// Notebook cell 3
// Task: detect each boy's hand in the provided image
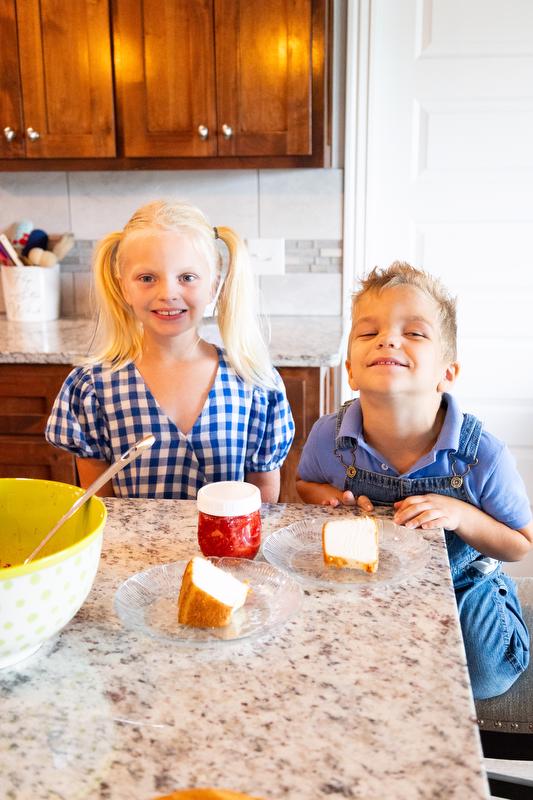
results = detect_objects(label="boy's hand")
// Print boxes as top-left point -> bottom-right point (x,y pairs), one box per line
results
393,494 -> 463,530
295,478 -> 373,511
323,491 -> 374,512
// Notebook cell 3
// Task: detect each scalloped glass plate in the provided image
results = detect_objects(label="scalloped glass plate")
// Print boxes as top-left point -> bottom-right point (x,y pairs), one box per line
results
114,558 -> 303,647
262,518 -> 430,591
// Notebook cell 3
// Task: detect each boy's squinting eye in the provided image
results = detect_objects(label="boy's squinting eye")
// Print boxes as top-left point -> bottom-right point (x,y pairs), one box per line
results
405,331 -> 427,338
357,331 -> 377,338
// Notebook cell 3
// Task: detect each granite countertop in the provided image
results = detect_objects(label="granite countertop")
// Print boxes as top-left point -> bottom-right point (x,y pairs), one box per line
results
0,316 -> 348,368
0,501 -> 489,800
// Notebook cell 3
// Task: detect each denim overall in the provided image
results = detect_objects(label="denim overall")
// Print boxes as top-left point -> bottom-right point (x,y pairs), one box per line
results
335,400 -> 530,700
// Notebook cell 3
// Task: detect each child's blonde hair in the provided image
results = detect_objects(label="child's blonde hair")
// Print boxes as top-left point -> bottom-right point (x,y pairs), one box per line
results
90,200 -> 276,389
351,261 -> 457,361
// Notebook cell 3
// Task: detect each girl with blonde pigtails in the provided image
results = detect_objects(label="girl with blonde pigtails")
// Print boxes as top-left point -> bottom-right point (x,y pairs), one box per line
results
46,200 -> 294,500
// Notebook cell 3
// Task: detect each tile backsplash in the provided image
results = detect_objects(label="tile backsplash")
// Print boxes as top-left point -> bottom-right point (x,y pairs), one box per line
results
0,168 -> 343,317
48,238 -> 343,318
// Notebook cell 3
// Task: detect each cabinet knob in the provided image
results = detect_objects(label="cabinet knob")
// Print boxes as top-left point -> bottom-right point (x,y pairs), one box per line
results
197,124 -> 209,141
3,127 -> 16,142
26,127 -> 41,142
221,123 -> 233,140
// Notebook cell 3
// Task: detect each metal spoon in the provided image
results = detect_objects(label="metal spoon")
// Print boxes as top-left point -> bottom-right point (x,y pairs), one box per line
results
24,434 -> 156,565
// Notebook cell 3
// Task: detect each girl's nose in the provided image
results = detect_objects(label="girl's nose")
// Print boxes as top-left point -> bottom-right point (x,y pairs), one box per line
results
158,278 -> 180,301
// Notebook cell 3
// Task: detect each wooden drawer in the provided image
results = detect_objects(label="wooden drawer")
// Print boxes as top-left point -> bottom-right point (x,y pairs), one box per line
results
0,435 -> 76,482
0,364 -> 73,435
0,364 -> 77,483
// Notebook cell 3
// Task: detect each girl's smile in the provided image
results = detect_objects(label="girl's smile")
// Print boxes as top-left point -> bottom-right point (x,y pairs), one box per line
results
119,229 -> 214,341
151,307 -> 187,319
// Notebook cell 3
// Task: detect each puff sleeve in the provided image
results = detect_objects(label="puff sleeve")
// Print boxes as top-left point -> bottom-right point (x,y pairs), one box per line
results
45,366 -> 111,461
245,371 -> 295,472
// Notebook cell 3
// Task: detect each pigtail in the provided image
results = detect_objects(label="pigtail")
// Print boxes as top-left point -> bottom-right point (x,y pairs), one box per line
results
216,226 -> 277,390
85,200 -> 277,385
90,231 -> 143,368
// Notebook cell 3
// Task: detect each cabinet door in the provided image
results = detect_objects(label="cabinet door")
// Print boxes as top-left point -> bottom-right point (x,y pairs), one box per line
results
0,364 -> 77,483
113,0 -> 218,157
15,0 -> 115,158
0,0 -> 25,158
215,0 -> 313,157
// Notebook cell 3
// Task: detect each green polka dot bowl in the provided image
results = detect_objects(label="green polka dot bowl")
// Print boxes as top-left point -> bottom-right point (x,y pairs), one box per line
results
0,478 -> 107,669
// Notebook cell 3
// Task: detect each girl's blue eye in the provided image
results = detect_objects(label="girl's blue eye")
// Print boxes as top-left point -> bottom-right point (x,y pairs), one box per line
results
181,273 -> 197,283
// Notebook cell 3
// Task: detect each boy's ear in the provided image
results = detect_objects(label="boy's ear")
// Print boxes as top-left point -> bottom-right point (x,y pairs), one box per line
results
437,361 -> 460,392
346,358 -> 358,392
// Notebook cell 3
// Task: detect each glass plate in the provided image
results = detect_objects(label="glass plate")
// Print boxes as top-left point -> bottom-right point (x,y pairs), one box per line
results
262,517 -> 430,590
114,558 -> 303,647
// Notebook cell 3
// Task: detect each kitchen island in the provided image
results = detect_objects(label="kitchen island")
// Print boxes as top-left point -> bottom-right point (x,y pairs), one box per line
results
0,500 -> 489,800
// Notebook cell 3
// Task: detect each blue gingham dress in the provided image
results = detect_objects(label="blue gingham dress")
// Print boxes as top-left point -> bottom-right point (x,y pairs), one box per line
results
45,347 -> 295,499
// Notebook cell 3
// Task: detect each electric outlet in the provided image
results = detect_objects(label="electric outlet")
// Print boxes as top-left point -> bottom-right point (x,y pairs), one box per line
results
246,238 -> 285,275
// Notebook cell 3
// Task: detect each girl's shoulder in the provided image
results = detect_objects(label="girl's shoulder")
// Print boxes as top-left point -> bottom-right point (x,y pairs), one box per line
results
63,363 -> 97,391
215,346 -> 280,396
214,347 -> 246,386
62,361 -> 134,396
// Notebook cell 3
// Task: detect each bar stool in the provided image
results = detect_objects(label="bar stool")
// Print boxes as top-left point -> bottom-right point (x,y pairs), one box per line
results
475,576 -> 533,797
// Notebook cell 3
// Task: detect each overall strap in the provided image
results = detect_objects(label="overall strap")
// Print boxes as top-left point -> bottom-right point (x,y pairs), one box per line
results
454,413 -> 483,463
335,400 -> 357,450
448,412 -> 482,490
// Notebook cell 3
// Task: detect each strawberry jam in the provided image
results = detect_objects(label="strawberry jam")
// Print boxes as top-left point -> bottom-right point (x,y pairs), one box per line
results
197,509 -> 262,558
197,481 -> 262,559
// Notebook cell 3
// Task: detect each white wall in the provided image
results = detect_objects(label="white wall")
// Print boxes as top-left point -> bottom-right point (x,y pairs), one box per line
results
343,0 -> 533,574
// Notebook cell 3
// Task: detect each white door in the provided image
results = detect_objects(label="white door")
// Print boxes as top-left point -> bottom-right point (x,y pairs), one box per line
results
357,0 -> 533,502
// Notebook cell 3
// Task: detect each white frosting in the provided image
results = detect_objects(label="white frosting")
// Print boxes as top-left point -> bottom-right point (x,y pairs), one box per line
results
323,518 -> 378,564
191,557 -> 248,610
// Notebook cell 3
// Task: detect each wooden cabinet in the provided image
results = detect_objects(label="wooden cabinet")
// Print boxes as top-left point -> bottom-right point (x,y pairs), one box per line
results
0,364 -> 76,482
278,365 -> 337,503
0,0 -> 116,159
113,0 -> 327,162
0,0 -> 330,169
112,0 -> 218,159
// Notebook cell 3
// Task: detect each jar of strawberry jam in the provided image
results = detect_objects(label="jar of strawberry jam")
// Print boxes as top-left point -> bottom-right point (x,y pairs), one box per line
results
197,481 -> 262,559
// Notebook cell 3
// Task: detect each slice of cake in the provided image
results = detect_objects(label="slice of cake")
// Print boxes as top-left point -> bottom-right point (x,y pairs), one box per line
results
322,516 -> 379,573
177,556 -> 250,627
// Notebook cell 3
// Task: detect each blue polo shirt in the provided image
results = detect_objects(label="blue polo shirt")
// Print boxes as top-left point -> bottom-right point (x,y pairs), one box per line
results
297,393 -> 531,530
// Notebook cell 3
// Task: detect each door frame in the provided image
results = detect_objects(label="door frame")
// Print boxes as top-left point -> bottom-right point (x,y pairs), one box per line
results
342,0 -> 371,400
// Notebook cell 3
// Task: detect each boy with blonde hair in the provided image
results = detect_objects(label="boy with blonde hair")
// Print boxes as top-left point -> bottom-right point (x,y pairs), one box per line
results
297,262 -> 532,699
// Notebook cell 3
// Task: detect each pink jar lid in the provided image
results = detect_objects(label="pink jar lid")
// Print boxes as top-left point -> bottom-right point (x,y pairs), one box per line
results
197,481 -> 261,517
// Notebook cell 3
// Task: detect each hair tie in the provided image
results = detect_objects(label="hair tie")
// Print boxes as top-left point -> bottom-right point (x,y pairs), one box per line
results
213,226 -> 219,240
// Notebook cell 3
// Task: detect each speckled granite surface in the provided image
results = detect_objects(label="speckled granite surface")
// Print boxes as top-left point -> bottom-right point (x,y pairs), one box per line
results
0,316 -> 347,368
0,501 -> 489,800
